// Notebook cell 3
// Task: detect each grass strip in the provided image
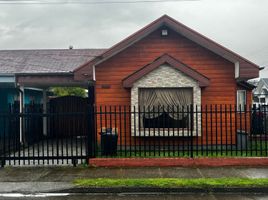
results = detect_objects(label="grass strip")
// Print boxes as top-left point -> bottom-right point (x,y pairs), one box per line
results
74,178 -> 268,188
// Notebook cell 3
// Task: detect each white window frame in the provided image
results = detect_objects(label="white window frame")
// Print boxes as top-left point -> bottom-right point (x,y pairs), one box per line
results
237,90 -> 246,111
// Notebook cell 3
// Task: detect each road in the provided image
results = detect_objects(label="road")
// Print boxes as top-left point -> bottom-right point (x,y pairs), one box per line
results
0,193 -> 268,200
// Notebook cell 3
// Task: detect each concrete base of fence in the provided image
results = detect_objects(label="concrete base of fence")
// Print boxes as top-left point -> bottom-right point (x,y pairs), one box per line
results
88,157 -> 268,167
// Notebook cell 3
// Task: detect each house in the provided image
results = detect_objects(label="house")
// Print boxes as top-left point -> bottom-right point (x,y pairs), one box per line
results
75,15 -> 259,105
253,78 -> 268,105
0,15 -> 261,161
73,15 -> 259,143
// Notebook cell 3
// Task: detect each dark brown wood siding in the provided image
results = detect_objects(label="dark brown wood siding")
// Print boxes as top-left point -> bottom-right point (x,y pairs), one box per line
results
94,27 -> 249,145
95,27 -> 236,106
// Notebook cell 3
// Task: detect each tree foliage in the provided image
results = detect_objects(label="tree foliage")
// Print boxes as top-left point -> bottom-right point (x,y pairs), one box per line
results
51,87 -> 87,98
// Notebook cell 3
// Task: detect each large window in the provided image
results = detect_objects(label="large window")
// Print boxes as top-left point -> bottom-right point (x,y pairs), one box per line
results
237,90 -> 246,111
253,96 -> 259,103
139,88 -> 193,129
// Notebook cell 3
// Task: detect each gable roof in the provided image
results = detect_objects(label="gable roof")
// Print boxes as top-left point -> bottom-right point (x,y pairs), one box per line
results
254,78 -> 268,94
122,54 -> 210,88
74,15 -> 259,80
261,78 -> 268,88
0,49 -> 105,74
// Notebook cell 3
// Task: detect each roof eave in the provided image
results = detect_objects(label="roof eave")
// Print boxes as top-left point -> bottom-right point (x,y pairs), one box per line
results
15,72 -> 73,76
237,80 -> 256,90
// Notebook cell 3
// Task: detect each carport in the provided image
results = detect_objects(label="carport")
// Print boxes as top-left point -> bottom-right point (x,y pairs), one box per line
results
0,49 -> 105,143
16,72 -> 91,141
0,49 -> 103,165
12,72 -> 95,165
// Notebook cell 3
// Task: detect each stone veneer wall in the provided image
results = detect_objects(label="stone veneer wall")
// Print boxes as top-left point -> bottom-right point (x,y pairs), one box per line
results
131,64 -> 201,136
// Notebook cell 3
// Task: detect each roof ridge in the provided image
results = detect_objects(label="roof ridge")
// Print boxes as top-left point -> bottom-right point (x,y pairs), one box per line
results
74,14 -> 259,75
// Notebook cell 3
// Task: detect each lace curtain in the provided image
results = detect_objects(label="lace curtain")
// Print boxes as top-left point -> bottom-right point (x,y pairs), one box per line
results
139,88 -> 193,120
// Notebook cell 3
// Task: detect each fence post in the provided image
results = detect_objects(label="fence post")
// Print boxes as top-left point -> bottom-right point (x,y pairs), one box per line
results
87,84 -> 96,164
190,104 -> 194,158
0,158 -> 5,168
87,105 -> 96,160
1,114 -> 6,168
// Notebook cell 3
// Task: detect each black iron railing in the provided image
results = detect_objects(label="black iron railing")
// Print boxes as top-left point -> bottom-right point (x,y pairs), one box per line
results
92,105 -> 268,158
0,104 -> 267,166
0,112 -> 89,166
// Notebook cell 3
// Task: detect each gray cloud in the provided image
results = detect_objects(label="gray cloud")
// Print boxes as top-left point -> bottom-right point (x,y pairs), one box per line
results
0,0 -> 268,77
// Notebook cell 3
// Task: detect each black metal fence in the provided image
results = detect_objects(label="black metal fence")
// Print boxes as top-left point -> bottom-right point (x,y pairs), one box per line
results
0,104 -> 268,166
0,111 -> 89,166
92,104 -> 268,158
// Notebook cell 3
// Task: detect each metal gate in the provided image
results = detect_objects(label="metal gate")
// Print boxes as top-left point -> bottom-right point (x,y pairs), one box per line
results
0,96 -> 92,166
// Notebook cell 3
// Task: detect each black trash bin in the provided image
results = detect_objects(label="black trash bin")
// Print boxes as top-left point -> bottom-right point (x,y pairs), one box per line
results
236,130 -> 248,150
100,128 -> 118,156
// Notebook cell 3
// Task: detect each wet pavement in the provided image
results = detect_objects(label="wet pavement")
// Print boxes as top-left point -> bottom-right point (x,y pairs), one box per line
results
1,166 -> 268,182
0,166 -> 267,193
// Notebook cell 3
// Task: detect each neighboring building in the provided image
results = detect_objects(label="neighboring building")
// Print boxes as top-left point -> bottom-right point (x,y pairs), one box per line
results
0,49 -> 105,139
0,49 -> 105,111
253,78 -> 268,105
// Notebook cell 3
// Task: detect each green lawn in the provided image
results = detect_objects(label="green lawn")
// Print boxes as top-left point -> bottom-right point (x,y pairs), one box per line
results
97,149 -> 268,158
74,178 -> 268,188
96,141 -> 268,158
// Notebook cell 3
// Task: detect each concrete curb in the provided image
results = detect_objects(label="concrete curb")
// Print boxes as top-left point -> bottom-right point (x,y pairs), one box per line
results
58,186 -> 268,194
89,157 -> 268,167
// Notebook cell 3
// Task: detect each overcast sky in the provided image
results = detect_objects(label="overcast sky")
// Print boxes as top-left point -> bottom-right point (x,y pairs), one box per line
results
0,0 -> 268,77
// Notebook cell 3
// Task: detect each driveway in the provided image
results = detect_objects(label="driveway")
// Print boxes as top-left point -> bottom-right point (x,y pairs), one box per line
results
4,138 -> 87,166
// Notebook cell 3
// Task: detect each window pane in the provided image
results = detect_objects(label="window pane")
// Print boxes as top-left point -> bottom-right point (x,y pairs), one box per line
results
237,90 -> 246,111
139,88 -> 193,128
253,96 -> 259,103
143,112 -> 189,129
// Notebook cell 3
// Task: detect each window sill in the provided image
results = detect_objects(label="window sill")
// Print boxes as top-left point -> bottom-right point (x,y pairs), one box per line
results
131,129 -> 201,137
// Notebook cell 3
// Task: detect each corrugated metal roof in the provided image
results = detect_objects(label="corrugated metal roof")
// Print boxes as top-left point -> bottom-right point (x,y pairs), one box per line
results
0,49 -> 106,74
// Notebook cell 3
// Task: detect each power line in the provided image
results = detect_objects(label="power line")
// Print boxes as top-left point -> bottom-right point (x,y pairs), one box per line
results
0,0 -> 198,5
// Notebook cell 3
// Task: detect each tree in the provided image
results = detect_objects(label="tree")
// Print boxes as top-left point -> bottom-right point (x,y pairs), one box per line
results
51,87 -> 87,98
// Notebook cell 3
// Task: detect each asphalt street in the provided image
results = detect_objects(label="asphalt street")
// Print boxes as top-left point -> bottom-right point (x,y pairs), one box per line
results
0,193 -> 268,200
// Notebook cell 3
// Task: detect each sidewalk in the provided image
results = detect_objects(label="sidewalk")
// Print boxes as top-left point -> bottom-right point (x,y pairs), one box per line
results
0,166 -> 268,193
